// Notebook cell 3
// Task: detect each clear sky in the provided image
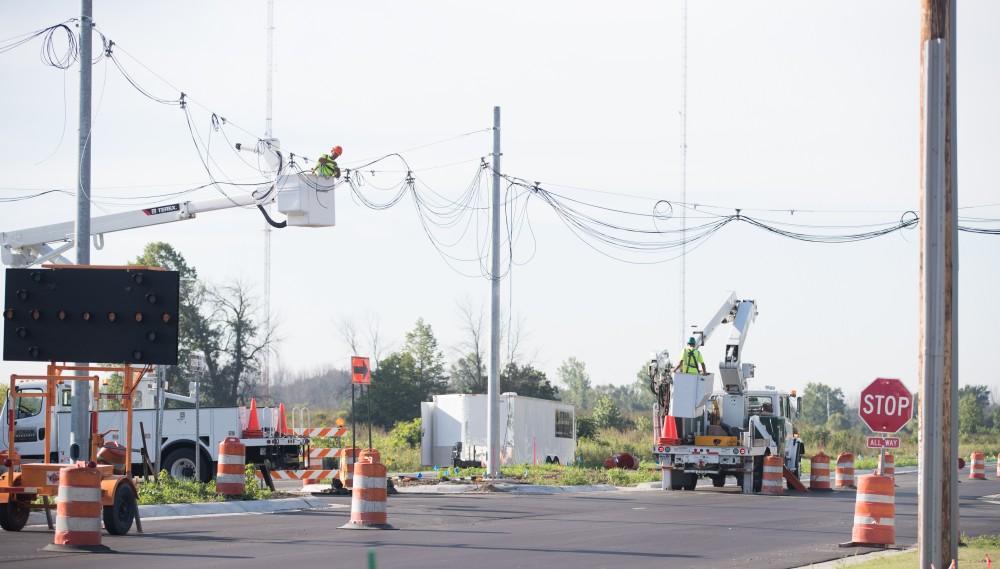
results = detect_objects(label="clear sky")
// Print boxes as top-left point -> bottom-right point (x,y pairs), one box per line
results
1,1 -> 998,403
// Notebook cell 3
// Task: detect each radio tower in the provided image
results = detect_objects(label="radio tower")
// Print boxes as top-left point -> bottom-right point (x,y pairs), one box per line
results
263,0 -> 275,399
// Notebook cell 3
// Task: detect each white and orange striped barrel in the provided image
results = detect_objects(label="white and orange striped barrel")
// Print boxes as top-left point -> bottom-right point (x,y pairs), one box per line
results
969,452 -> 985,480
996,453 -> 999,478
54,463 -> 103,548
851,474 -> 895,546
761,455 -> 784,495
877,453 -> 894,479
340,452 -> 392,530
809,452 -> 832,491
216,437 -> 246,497
836,452 -> 855,489
96,442 -> 127,475
338,447 -> 358,490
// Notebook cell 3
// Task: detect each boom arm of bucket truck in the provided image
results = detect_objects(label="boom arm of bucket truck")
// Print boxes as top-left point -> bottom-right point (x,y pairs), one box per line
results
691,293 -> 757,396
1,145 -> 343,268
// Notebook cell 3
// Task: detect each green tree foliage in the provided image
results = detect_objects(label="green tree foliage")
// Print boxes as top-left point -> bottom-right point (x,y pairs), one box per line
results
501,362 -> 559,400
404,318 -> 449,395
958,385 -> 991,435
825,412 -> 851,431
592,395 -> 627,430
388,418 -> 422,449
0,384 -> 7,408
576,416 -> 597,439
558,357 -> 592,410
800,382 -> 847,426
449,353 -> 485,394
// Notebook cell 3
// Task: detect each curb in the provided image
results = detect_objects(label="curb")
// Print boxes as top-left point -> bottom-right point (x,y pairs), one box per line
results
138,497 -> 333,519
793,547 -> 913,568
394,483 -> 618,495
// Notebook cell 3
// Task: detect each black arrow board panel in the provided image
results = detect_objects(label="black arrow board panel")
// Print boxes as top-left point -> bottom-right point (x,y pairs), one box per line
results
3,267 -> 179,364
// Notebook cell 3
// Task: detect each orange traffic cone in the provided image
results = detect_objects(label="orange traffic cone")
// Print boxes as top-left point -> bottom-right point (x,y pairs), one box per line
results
277,403 -> 289,436
244,399 -> 263,438
658,415 -> 680,445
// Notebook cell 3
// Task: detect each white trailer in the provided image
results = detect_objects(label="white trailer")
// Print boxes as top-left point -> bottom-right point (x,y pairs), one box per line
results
1,380 -> 307,481
421,393 -> 576,467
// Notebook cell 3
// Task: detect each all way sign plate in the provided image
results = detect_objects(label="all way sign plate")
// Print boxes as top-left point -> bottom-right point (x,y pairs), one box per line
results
866,437 -> 901,449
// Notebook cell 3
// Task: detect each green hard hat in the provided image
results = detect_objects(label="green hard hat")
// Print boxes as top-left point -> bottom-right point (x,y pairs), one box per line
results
688,337 -> 697,346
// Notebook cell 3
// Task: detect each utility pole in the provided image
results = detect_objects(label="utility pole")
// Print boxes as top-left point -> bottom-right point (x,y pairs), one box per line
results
71,0 -> 94,462
679,0 -> 688,348
262,0 -> 275,399
486,106 -> 501,479
918,1 -> 958,568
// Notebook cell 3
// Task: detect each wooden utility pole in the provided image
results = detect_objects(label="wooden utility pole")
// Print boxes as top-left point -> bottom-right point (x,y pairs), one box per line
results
918,1 -> 958,568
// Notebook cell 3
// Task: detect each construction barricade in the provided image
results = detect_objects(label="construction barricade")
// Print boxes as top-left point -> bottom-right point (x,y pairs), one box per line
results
46,463 -> 111,553
340,450 -> 393,530
877,453 -> 894,479
836,452 -> 855,489
844,474 -> 895,547
216,437 -> 246,497
970,452 -> 986,480
761,455 -> 784,495
339,447 -> 359,490
996,453 -> 1000,478
809,451 -> 832,491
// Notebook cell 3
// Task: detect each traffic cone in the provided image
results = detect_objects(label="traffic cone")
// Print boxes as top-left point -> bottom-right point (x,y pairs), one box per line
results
658,415 -> 680,445
276,403 -> 289,436
244,399 -> 262,438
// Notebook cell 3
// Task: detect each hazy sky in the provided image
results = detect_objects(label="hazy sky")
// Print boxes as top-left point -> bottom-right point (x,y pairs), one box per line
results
1,1 -> 998,404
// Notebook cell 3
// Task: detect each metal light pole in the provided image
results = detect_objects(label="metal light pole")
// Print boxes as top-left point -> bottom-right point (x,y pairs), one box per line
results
71,0 -> 94,462
486,106 -> 501,479
918,1 -> 958,567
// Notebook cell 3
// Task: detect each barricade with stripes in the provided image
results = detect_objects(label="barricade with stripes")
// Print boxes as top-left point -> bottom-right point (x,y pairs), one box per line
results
970,452 -> 985,480
836,452 -> 855,489
50,463 -> 109,552
216,437 -> 246,497
339,449 -> 392,530
339,448 -> 358,490
293,427 -> 347,438
810,451 -> 832,491
848,474 -> 895,546
258,469 -> 337,482
761,455 -> 784,495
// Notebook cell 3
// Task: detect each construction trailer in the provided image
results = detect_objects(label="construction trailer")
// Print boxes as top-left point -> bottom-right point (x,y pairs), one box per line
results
648,293 -> 804,493
1,375 -> 310,482
421,393 -> 576,468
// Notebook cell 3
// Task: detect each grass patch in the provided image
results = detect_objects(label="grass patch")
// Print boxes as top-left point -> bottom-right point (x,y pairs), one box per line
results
439,462 -> 661,487
833,535 -> 999,568
137,466 -> 272,505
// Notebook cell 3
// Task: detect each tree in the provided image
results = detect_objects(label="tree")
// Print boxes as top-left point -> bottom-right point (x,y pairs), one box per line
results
404,318 -> 448,396
450,353 -> 486,394
205,282 -> 274,406
825,412 -> 851,431
958,385 -> 991,435
501,363 -> 559,400
592,395 -> 627,430
800,382 -> 847,426
557,357 -> 592,410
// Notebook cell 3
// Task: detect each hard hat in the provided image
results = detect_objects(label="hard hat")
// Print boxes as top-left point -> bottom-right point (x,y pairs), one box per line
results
687,337 -> 697,346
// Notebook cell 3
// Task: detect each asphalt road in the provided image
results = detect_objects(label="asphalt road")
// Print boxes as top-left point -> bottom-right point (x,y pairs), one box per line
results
1,472 -> 998,569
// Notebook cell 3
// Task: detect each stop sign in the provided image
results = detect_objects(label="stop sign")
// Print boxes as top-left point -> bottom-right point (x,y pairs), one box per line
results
859,378 -> 914,433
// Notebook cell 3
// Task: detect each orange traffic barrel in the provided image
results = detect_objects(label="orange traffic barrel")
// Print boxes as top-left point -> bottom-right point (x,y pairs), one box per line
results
996,453 -> 1000,478
46,462 -> 111,552
96,441 -> 127,475
216,437 -> 246,497
850,474 -> 895,546
835,452 -> 855,489
339,453 -> 393,530
339,447 -> 359,490
877,453 -> 895,479
810,452 -> 832,491
761,455 -> 784,495
969,452 -> 986,480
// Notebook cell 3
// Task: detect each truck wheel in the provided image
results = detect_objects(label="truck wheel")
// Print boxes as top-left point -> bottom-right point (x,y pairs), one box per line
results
0,499 -> 30,531
682,473 -> 698,491
752,456 -> 764,493
103,484 -> 136,536
710,474 -> 726,488
162,447 -> 211,482
669,469 -> 685,490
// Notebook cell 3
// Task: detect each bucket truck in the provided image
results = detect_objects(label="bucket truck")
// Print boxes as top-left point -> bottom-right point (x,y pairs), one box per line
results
648,294 -> 804,493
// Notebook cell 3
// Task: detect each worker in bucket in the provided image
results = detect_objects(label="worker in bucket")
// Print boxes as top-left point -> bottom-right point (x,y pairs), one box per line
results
674,337 -> 708,375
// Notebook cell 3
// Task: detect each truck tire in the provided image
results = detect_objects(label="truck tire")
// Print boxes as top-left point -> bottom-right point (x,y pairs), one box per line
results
162,446 -> 211,482
710,474 -> 726,487
103,484 -> 136,536
752,456 -> 764,493
0,499 -> 30,532
669,469 -> 685,490
682,473 -> 698,491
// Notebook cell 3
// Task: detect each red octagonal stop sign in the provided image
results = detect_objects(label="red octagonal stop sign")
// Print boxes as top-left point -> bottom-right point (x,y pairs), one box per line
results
859,378 -> 914,434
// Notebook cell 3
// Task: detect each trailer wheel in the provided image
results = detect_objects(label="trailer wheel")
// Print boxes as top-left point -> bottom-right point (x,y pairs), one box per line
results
0,498 -> 30,532
710,474 -> 726,488
103,484 -> 136,536
682,473 -> 698,491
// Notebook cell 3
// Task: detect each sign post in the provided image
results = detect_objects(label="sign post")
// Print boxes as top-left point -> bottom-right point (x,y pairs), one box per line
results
351,356 -> 371,451
858,378 -> 914,474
